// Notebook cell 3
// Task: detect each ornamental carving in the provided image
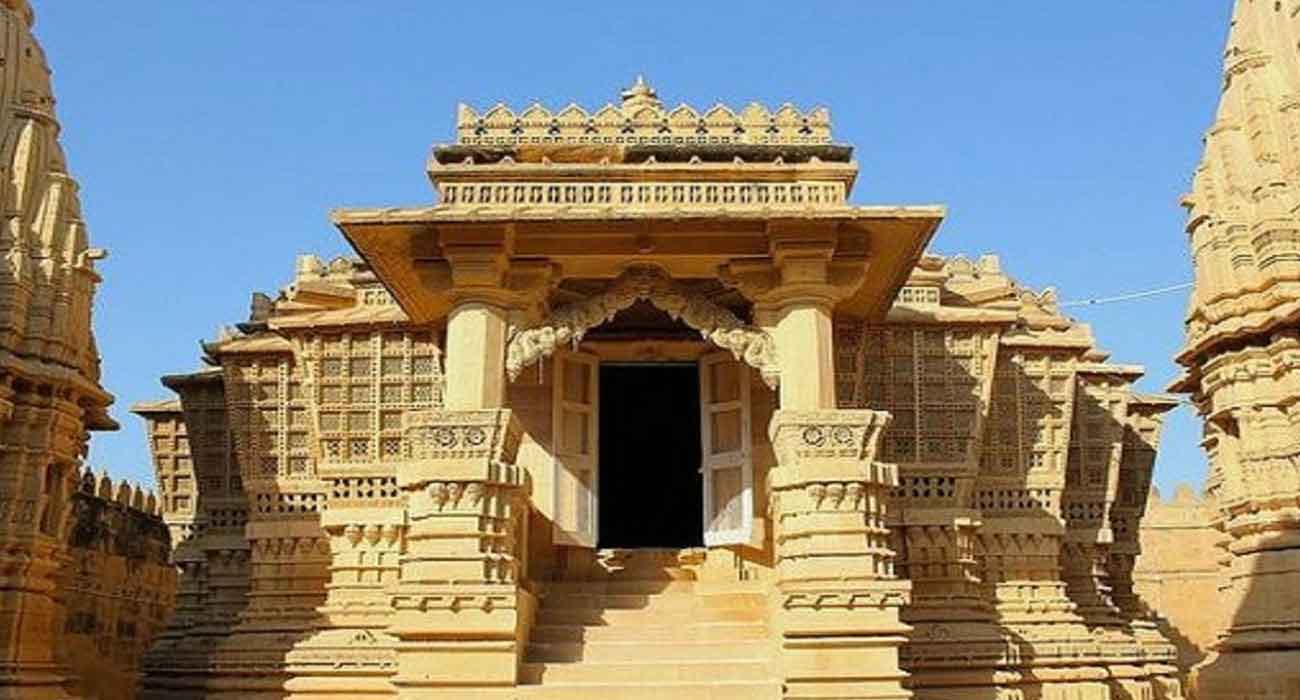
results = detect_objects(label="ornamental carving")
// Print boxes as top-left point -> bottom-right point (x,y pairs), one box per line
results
769,409 -> 893,475
455,77 -> 831,147
402,409 -> 523,467
506,265 -> 779,388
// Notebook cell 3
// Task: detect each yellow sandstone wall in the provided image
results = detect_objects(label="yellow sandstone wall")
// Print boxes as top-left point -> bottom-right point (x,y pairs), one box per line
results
1133,484 -> 1222,671
62,472 -> 175,700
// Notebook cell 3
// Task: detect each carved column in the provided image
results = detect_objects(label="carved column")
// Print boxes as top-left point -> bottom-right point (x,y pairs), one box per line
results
728,226 -> 913,698
770,410 -> 911,700
445,301 -> 509,410
439,229 -> 537,412
388,409 -> 526,698
743,225 -> 845,412
381,230 -> 548,696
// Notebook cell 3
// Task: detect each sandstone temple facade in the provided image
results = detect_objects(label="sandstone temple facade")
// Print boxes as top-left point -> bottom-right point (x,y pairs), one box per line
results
125,75 -> 1194,700
1172,0 -> 1300,697
0,0 -> 1277,698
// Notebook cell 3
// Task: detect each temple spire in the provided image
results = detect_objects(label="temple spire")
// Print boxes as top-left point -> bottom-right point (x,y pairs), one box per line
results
1175,3 -> 1300,695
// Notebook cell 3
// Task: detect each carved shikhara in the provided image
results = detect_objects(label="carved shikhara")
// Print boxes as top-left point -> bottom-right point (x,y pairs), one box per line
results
1173,1 -> 1300,697
0,1 -> 176,698
507,264 -> 779,387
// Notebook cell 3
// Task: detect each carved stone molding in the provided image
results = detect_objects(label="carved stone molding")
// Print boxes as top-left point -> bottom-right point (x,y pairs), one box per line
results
768,409 -> 893,484
401,408 -> 523,479
506,264 -> 779,387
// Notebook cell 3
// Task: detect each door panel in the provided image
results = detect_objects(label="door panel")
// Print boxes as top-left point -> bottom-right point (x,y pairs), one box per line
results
699,352 -> 754,546
553,351 -> 599,547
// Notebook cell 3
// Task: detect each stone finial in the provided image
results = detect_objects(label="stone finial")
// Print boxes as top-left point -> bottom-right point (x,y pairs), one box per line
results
977,254 -> 1001,274
131,485 -> 145,511
620,75 -> 662,110
115,481 -> 132,506
97,471 -> 113,500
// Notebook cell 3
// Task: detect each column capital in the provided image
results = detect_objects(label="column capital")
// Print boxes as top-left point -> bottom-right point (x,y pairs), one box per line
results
768,409 -> 895,486
719,255 -> 865,310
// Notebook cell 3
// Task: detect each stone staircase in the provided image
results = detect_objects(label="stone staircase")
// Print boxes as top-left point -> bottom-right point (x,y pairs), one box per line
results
517,549 -> 781,699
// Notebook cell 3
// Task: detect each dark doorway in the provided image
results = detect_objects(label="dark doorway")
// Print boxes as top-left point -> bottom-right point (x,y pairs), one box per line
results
598,363 -> 703,548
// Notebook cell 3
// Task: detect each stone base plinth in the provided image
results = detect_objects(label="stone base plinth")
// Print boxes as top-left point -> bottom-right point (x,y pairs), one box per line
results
1192,649 -> 1300,700
778,581 -> 913,700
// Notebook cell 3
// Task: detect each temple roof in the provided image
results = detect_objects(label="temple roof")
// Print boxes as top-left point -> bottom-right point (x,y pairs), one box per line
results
334,80 -> 943,324
334,205 -> 944,324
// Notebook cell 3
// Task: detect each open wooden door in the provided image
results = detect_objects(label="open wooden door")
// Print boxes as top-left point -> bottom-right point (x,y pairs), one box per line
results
552,351 -> 599,547
699,352 -> 754,547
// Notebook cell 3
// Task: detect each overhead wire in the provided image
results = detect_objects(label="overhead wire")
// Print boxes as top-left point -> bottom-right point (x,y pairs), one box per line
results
1058,282 -> 1193,308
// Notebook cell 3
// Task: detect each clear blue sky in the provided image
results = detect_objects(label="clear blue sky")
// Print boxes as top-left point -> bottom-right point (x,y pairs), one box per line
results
35,2 -> 1232,493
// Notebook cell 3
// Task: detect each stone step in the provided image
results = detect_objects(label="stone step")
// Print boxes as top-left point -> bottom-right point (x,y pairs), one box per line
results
526,639 -> 771,663
517,680 -> 783,700
519,659 -> 772,684
536,604 -> 765,626
542,579 -> 700,595
529,621 -> 769,643
540,590 -> 768,611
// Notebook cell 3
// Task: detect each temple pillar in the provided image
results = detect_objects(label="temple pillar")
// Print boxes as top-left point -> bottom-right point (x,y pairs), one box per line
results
444,302 -> 508,410
773,301 -> 836,410
387,408 -> 527,699
737,228 -> 914,699
386,237 -> 546,697
770,410 -> 911,700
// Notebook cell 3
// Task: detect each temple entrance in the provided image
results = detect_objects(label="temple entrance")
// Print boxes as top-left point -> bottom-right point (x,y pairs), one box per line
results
596,363 -> 703,548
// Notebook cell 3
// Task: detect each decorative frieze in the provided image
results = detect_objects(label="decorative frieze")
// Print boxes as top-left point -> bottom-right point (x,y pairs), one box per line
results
439,179 -> 847,212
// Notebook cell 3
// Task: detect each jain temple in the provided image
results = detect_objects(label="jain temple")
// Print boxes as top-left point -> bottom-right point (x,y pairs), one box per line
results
0,0 -> 1297,698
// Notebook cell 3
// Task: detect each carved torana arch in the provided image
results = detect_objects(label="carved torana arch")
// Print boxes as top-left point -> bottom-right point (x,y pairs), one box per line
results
506,265 -> 779,388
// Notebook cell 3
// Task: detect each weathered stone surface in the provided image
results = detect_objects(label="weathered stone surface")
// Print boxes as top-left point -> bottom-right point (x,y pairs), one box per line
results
1173,1 -> 1300,697
0,1 -> 176,698
1133,484 -> 1222,671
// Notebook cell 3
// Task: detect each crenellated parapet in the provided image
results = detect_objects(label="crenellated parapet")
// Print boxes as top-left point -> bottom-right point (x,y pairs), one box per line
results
453,76 -> 832,147
60,469 -> 175,700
